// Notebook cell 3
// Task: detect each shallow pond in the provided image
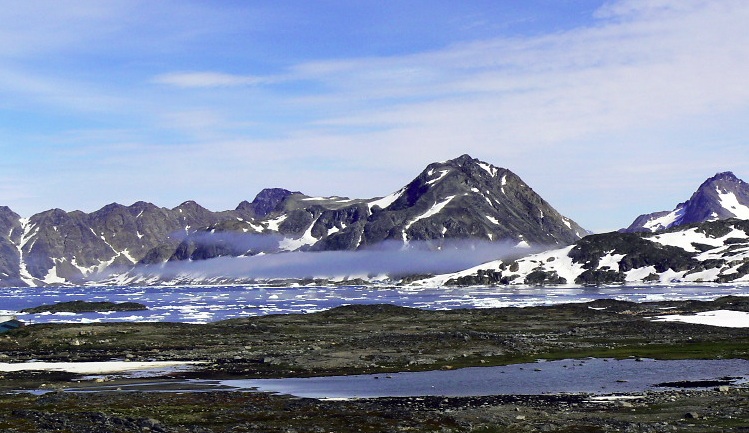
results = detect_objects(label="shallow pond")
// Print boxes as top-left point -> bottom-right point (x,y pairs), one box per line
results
61,358 -> 749,398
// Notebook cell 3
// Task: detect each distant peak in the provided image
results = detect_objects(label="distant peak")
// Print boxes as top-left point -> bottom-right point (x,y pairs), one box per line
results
452,154 -> 476,164
174,200 -> 207,212
248,188 -> 301,218
251,188 -> 300,205
710,171 -> 739,182
699,171 -> 744,190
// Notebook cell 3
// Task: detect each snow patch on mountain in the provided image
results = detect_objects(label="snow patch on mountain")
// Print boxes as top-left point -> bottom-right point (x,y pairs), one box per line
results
598,252 -> 626,270
421,219 -> 749,287
426,169 -> 451,186
368,188 -> 403,211
478,162 -> 498,178
642,206 -> 685,232
279,224 -> 319,252
264,214 -> 287,231
717,189 -> 749,219
405,196 -> 455,230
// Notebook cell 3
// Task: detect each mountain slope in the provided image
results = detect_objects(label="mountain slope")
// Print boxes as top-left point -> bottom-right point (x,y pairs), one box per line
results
11,202 -> 242,286
141,154 -> 587,269
359,154 -> 586,247
0,154 -> 587,287
625,172 -> 749,233
419,218 -> 749,287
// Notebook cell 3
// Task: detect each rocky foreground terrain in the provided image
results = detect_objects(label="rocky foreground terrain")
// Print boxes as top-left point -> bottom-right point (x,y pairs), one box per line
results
0,297 -> 748,432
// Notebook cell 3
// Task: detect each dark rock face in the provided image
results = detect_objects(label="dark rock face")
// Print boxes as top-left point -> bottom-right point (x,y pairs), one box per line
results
0,206 -> 22,286
625,172 -> 749,233
9,202 -> 241,286
359,154 -> 586,247
0,155 -> 587,286
237,188 -> 299,218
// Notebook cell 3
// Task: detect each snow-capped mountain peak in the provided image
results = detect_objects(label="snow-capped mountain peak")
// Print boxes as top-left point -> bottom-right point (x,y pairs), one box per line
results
624,171 -> 749,233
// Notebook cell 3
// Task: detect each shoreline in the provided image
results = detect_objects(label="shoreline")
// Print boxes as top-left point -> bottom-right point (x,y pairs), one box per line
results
2,296 -> 749,431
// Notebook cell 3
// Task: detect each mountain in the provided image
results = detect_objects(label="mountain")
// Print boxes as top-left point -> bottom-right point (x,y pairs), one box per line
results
624,172 -> 749,233
0,154 -> 587,287
136,154 -> 587,266
418,218 -> 749,286
10,201 -> 243,286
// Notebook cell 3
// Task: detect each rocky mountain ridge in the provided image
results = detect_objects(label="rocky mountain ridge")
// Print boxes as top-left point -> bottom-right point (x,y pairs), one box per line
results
624,171 -> 749,233
420,218 -> 749,287
0,155 -> 586,286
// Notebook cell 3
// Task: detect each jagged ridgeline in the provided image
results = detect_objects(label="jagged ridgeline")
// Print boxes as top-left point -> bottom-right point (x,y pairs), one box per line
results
0,155 -> 586,286
422,218 -> 749,287
625,171 -> 749,233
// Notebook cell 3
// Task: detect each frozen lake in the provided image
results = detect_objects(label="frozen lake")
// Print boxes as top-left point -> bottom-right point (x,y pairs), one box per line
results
1,283 -> 748,324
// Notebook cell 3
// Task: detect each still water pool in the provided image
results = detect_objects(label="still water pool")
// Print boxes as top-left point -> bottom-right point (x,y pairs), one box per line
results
62,358 -> 749,398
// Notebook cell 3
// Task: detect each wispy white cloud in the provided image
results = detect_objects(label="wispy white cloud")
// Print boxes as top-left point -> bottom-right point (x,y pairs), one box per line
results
1,0 -> 748,233
153,72 -> 279,88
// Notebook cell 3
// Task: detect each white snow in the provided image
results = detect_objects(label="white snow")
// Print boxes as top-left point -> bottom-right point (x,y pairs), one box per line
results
121,249 -> 136,263
652,226 -> 746,253
279,218 -> 320,251
426,169 -> 450,186
562,218 -> 572,229
405,196 -> 455,231
17,218 -> 37,287
643,206 -> 685,232
478,162 -> 498,177
526,246 -> 584,284
368,188 -> 404,211
42,265 -> 68,285
598,252 -> 625,270
0,360 -> 202,374
264,214 -> 287,231
717,188 -> 749,219
650,229 -> 709,253
652,310 -> 749,327
402,196 -> 455,243
657,269 -> 687,283
486,215 -> 500,225
624,266 -> 658,281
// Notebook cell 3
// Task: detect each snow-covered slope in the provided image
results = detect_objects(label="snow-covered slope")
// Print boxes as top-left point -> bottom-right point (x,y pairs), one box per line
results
418,219 -> 749,286
625,172 -> 749,233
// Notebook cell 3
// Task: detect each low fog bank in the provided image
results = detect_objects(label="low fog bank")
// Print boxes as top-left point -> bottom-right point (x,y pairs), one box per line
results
123,239 -> 546,282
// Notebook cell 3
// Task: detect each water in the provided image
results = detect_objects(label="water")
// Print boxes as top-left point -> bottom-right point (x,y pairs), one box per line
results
62,358 -> 749,397
223,358 -> 749,398
1,283 -> 748,324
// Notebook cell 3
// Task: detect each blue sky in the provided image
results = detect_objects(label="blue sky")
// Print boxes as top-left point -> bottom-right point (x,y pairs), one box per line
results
1,0 -> 748,233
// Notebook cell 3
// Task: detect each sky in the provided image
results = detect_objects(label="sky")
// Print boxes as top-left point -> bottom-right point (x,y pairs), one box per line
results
1,0 -> 748,233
